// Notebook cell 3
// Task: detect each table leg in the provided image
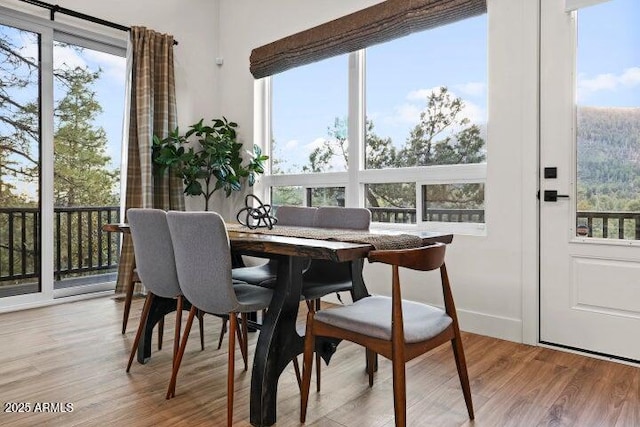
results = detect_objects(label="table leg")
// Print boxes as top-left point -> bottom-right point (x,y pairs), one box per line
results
250,255 -> 304,427
137,296 -> 177,364
350,258 -> 369,301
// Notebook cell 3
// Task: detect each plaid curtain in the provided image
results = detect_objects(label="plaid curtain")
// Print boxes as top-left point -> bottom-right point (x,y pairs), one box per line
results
115,27 -> 185,294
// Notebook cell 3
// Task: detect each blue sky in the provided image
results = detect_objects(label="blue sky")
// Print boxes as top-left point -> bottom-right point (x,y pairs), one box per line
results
577,0 -> 640,106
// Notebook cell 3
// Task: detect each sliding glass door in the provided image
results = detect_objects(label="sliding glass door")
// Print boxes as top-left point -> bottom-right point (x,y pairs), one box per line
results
0,6 -> 127,305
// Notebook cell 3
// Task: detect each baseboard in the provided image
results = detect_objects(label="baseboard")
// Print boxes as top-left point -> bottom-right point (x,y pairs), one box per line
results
456,308 -> 523,342
0,290 -> 114,314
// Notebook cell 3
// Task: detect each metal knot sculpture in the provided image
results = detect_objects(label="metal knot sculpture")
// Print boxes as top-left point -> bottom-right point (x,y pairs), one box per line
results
236,194 -> 277,229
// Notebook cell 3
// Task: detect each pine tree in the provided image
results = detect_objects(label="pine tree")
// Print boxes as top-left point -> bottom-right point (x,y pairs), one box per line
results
53,67 -> 118,207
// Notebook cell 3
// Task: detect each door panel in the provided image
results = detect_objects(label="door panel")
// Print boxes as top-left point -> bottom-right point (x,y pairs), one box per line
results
540,0 -> 640,361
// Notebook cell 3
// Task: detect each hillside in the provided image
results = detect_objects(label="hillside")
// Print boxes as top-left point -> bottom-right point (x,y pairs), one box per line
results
577,106 -> 640,211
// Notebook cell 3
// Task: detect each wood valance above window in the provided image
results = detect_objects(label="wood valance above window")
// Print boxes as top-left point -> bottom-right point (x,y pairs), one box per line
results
249,0 -> 487,79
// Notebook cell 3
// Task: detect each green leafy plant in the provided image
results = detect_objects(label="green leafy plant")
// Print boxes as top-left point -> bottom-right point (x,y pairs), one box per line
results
152,117 -> 268,211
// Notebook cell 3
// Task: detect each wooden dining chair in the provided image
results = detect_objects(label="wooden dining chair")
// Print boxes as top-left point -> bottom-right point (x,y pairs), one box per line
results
166,211 -> 274,427
300,243 -> 474,426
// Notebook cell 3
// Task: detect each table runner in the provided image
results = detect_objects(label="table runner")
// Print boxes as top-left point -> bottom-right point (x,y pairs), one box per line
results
226,223 -> 424,250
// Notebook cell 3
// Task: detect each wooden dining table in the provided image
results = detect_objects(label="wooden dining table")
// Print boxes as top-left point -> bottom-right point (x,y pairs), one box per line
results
103,222 -> 452,427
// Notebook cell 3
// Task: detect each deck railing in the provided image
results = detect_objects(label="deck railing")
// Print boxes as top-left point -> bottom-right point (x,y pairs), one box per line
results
0,206 -> 120,283
576,211 -> 640,240
369,207 -> 486,224
2,207 -> 639,284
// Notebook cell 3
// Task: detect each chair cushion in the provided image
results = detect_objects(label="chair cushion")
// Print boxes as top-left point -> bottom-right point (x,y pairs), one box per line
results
313,296 -> 452,343
232,283 -> 274,313
232,263 -> 278,288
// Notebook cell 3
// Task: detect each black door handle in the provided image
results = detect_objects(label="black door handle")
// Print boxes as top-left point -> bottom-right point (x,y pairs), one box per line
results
544,190 -> 570,202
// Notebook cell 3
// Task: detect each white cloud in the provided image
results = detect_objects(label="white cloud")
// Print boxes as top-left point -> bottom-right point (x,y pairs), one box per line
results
52,45 -> 87,70
578,67 -> 640,98
383,103 -> 422,126
454,82 -> 486,97
304,137 -> 327,152
406,87 -> 441,102
382,87 -> 487,128
620,67 -> 640,86
301,137 -> 347,171
85,49 -> 127,80
284,139 -> 299,150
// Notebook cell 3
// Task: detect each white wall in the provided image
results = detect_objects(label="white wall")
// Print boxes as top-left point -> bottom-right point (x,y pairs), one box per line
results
216,0 -> 540,343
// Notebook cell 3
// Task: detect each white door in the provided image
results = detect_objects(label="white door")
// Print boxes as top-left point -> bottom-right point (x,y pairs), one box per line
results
540,0 -> 640,361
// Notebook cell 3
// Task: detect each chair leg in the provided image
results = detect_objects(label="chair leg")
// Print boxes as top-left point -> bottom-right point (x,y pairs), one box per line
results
126,293 -> 154,372
391,356 -> 407,427
227,312 -> 237,427
292,356 -> 302,391
217,317 -> 228,350
314,299 -> 321,392
300,316 -> 315,423
198,310 -> 205,351
451,335 -> 474,420
166,306 -> 196,399
240,313 -> 249,371
122,276 -> 136,334
158,318 -> 164,351
173,296 -> 183,365
366,348 -> 375,387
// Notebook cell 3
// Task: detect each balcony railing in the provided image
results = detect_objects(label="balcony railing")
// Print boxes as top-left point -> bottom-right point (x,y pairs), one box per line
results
369,207 -> 486,224
0,206 -> 120,285
1,207 -> 639,287
576,211 -> 640,240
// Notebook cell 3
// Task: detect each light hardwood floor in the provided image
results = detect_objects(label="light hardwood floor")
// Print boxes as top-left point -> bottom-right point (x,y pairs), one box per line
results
0,296 -> 638,426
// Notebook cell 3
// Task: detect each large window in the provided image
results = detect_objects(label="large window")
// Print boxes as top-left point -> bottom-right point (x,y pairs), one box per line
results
262,14 -> 488,232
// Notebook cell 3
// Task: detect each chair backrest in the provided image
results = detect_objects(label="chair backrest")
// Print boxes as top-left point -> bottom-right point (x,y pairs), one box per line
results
367,242 -> 455,320
302,207 -> 371,288
166,211 -> 239,314
127,208 -> 181,299
368,243 -> 446,272
275,205 -> 317,227
313,207 -> 371,230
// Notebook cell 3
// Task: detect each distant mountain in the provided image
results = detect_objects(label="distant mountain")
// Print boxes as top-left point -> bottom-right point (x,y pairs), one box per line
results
577,106 -> 640,210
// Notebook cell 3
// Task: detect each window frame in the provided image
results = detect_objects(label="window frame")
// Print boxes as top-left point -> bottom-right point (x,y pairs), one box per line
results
257,21 -> 488,235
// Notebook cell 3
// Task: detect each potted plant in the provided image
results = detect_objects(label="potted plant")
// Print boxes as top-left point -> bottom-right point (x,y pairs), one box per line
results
152,117 -> 268,211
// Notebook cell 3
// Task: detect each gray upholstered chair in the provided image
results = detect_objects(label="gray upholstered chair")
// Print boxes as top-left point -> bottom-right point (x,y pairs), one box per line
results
301,206 -> 371,391
125,209 -> 185,376
300,243 -> 474,426
166,211 -> 274,427
231,205 -> 318,288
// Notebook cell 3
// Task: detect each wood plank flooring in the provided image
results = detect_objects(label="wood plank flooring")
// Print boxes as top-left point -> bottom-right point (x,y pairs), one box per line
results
0,296 -> 638,426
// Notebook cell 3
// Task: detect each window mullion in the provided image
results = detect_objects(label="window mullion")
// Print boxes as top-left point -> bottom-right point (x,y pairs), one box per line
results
346,50 -> 364,208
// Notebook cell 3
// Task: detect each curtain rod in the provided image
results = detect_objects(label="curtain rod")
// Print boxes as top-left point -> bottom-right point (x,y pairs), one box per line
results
17,0 -> 179,45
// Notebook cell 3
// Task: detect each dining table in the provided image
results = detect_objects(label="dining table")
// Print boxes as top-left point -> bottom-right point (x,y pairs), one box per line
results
103,221 -> 452,427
